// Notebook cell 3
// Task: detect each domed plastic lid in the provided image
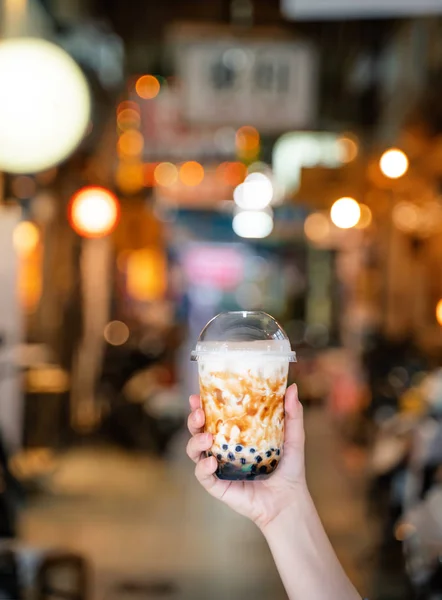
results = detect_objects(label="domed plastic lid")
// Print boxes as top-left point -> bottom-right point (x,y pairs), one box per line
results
191,311 -> 297,361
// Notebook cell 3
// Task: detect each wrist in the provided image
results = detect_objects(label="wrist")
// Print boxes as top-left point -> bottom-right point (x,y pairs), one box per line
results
257,481 -> 313,534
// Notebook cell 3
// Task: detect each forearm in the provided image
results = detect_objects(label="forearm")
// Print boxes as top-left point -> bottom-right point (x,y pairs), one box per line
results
260,485 -> 360,600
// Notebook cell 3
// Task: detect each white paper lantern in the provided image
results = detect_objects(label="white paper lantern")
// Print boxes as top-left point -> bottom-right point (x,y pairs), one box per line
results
0,37 -> 91,173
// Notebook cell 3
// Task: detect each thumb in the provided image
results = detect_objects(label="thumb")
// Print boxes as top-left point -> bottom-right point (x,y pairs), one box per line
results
278,384 -> 305,478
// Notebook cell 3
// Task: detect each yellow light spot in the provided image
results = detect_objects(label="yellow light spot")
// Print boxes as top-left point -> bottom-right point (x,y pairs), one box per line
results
436,300 -> 442,326
236,126 -> 260,153
304,212 -> 330,242
355,204 -> 372,229
117,108 -> 140,130
135,75 -> 160,100
179,161 -> 204,187
104,321 -> 130,346
392,202 -> 419,233
69,187 -> 120,238
330,197 -> 361,229
117,130 -> 144,158
154,162 -> 178,187
337,135 -> 358,163
380,148 -> 409,179
216,161 -> 247,187
116,161 -> 144,194
126,248 -> 167,301
13,221 -> 40,257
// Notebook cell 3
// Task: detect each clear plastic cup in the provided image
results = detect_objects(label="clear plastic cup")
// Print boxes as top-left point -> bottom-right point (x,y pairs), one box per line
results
191,311 -> 296,481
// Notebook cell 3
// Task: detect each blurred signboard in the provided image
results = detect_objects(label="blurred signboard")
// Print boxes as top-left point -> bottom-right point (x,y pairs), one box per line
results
176,40 -> 317,132
182,244 -> 244,290
282,0 -> 442,19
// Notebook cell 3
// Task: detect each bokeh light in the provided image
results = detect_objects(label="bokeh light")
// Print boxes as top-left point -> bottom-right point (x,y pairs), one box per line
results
304,212 -> 331,243
116,161 -> 144,194
392,202 -> 419,233
437,300 -> 442,326
13,221 -> 40,257
144,162 -> 158,187
117,130 -> 144,158
104,321 -> 130,346
179,161 -> 204,187
154,162 -> 178,187
337,135 -> 358,163
236,126 -> 260,157
380,148 -> 409,179
0,38 -> 90,173
126,248 -> 167,301
234,173 -> 273,210
117,101 -> 139,114
69,186 -> 120,238
11,175 -> 36,199
135,75 -> 160,100
117,108 -> 140,130
216,162 -> 247,187
355,204 -> 372,229
233,209 -> 273,239
330,197 -> 361,229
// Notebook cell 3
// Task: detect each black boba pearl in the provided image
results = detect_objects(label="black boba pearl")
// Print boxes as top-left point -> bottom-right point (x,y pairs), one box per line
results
222,444 -> 228,450
255,455 -> 262,463
217,454 -> 222,460
228,452 -> 235,461
250,448 -> 255,454
259,466 -> 267,474
251,464 -> 257,473
235,445 -> 243,452
271,448 -> 275,452
240,457 -> 246,465
276,449 -> 280,456
208,451 -> 213,457
266,450 -> 272,458
270,459 -> 277,467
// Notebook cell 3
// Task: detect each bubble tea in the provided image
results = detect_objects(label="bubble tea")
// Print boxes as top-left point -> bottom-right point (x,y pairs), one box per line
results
191,311 -> 296,480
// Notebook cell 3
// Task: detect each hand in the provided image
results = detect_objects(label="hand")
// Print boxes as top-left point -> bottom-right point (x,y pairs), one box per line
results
186,384 -> 306,529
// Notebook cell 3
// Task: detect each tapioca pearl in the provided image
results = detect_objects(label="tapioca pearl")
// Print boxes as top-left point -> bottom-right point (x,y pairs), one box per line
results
235,445 -> 243,452
240,457 -> 246,465
271,447 -> 275,452
208,451 -> 213,457
255,455 -> 262,463
270,459 -> 278,468
276,449 -> 280,456
222,444 -> 228,451
250,448 -> 256,454
217,454 -> 222,460
266,450 -> 272,458
259,466 -> 267,474
228,452 -> 235,461
251,464 -> 257,474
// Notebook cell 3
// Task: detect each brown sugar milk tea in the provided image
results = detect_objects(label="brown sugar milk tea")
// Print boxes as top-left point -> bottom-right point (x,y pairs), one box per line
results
191,311 -> 296,480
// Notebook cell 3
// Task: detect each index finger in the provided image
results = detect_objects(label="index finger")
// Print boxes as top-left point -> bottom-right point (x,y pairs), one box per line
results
189,394 -> 201,411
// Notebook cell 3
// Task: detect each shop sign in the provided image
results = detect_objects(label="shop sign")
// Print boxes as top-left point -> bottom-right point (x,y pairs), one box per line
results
282,0 -> 442,20
176,41 -> 317,132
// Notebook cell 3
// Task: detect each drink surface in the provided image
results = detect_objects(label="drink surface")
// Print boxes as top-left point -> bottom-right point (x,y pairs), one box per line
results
197,341 -> 288,480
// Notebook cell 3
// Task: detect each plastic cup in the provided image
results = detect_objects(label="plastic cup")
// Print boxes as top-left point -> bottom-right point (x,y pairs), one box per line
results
191,311 -> 296,481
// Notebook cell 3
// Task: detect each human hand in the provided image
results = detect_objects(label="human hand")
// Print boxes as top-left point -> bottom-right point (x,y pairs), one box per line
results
186,384 -> 306,529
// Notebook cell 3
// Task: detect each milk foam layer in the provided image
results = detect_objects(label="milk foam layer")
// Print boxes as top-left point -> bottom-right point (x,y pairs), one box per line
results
198,341 -> 289,454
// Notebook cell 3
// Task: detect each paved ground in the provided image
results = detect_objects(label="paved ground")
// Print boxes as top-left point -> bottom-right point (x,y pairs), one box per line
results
18,407 -> 381,599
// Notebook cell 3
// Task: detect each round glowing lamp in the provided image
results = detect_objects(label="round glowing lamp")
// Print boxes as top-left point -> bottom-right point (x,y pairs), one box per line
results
0,38 -> 91,174
69,187 -> 120,238
330,197 -> 361,229
380,148 -> 409,179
